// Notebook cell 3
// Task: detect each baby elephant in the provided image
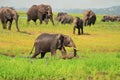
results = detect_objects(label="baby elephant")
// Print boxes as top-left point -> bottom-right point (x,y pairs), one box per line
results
73,17 -> 83,35
30,33 -> 77,59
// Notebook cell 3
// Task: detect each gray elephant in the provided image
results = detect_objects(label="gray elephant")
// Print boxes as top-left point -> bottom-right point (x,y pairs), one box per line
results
55,12 -> 67,22
73,17 -> 83,35
0,7 -> 20,31
55,12 -> 73,24
101,15 -> 120,22
83,10 -> 96,26
61,15 -> 74,24
30,33 -> 77,59
27,4 -> 54,25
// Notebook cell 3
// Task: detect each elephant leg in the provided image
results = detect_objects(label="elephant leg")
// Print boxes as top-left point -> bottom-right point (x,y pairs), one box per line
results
38,16 -> 43,24
51,50 -> 56,56
1,21 -> 7,29
33,19 -> 37,25
89,23 -> 92,26
81,27 -> 83,34
40,19 -> 42,24
50,17 -> 54,25
40,52 -> 46,59
78,28 -> 80,35
73,27 -> 76,34
50,50 -> 57,59
8,20 -> 13,30
44,19 -> 48,24
84,21 -> 87,26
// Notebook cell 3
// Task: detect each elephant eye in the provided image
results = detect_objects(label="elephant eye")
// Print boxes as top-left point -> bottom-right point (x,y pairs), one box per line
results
67,41 -> 70,44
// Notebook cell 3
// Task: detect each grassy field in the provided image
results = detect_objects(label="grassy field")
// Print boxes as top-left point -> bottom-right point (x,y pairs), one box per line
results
0,11 -> 120,80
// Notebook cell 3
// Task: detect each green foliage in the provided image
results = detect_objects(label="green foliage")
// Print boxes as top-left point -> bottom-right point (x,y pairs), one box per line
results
0,11 -> 120,80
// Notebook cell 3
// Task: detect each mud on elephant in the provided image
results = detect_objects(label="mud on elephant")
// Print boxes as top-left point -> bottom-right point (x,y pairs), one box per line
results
30,33 -> 77,59
0,7 -> 20,31
27,4 -> 54,25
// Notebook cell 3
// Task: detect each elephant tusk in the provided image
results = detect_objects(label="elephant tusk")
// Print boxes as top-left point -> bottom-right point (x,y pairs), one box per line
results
73,48 -> 80,51
73,48 -> 77,50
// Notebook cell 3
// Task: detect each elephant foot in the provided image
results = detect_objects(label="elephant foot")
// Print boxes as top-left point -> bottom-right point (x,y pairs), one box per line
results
8,28 -> 11,30
61,54 -> 74,59
3,27 -> 7,29
17,29 -> 20,32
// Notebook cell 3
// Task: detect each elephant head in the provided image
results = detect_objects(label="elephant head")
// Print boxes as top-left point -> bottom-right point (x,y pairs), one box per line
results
37,4 -> 54,25
63,35 -> 77,56
45,5 -> 54,25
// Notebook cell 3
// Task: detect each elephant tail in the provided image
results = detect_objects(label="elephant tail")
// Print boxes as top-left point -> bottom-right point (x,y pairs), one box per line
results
29,44 -> 35,55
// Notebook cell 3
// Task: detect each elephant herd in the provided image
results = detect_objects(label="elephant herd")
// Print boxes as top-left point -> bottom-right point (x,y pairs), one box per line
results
55,10 -> 96,35
101,15 -> 120,22
0,4 -> 97,59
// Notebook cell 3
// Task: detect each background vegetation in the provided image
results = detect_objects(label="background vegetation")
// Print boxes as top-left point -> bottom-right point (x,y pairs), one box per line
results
0,12 -> 120,80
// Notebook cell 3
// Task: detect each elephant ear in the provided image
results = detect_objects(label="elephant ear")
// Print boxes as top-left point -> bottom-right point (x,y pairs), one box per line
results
3,9 -> 12,19
56,34 -> 64,49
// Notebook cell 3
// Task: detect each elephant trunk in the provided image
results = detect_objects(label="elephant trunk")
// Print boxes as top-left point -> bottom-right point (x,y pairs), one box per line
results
50,15 -> 54,25
70,41 -> 77,57
73,46 -> 77,57
15,15 -> 20,32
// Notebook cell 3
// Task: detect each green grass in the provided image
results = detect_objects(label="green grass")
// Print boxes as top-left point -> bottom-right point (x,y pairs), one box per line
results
0,11 -> 120,80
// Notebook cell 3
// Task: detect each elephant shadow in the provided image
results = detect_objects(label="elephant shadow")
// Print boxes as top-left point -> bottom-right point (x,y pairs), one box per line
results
19,31 -> 32,35
83,33 -> 90,35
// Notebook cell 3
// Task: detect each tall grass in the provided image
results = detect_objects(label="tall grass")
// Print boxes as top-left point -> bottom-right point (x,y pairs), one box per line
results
0,11 -> 120,80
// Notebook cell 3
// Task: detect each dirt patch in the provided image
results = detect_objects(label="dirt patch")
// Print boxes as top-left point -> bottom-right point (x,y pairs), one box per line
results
19,31 -> 33,35
61,53 -> 79,59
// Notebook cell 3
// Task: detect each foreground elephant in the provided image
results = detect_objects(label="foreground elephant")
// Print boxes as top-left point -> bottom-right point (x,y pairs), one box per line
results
0,7 -> 20,31
27,4 -> 54,25
30,33 -> 77,59
83,10 -> 96,26
73,17 -> 83,35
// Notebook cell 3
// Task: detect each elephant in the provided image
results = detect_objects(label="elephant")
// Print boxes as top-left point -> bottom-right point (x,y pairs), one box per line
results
83,10 -> 96,26
30,33 -> 77,59
0,7 -> 20,31
55,12 -> 73,24
116,16 -> 120,22
27,4 -> 54,25
101,15 -> 109,22
101,15 -> 120,22
55,12 -> 67,22
73,17 -> 83,35
61,15 -> 74,24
